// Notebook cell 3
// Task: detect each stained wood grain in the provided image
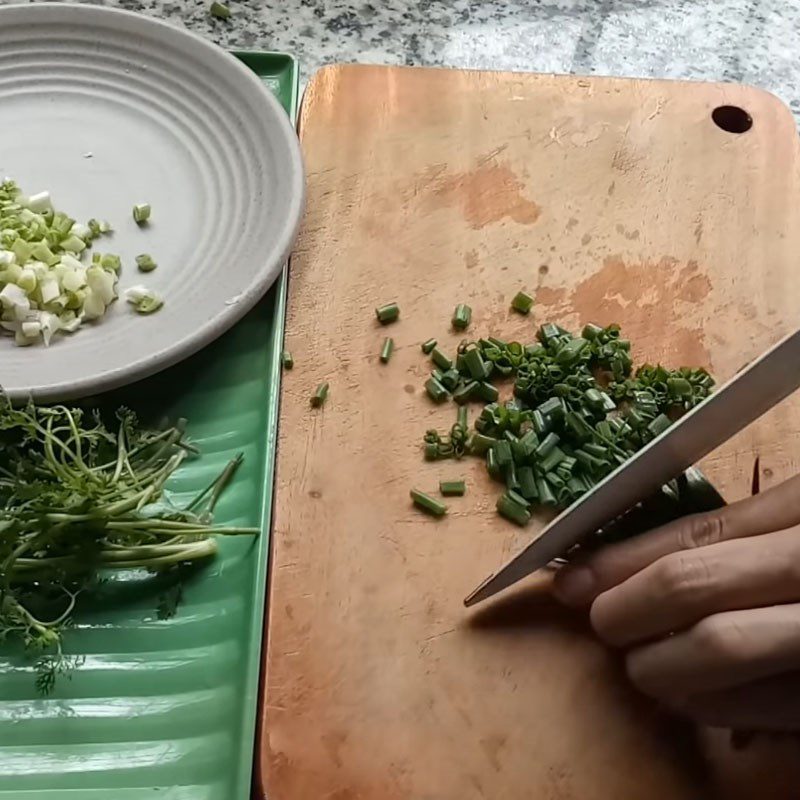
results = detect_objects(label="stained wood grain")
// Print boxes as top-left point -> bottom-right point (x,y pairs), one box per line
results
259,65 -> 800,799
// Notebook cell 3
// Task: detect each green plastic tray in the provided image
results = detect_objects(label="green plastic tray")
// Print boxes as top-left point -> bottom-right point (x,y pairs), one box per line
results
0,51 -> 298,799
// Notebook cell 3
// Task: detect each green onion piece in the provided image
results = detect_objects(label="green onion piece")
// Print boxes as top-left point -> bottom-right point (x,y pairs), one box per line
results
511,291 -> 534,315
425,377 -> 448,403
486,449 -> 501,479
497,493 -> 531,526
536,477 -> 557,506
539,446 -> 566,473
135,253 -> 157,273
380,337 -> 394,363
99,253 -> 121,271
421,338 -> 437,354
132,203 -> 151,225
210,1 -> 231,18
440,369 -> 460,391
281,350 -> 294,369
469,433 -> 496,456
431,348 -> 453,370
582,323 -> 603,340
534,432 -> 560,459
457,405 -> 468,431
647,413 -> 672,438
453,381 -> 477,404
475,381 -> 499,403
375,302 -> 400,325
424,442 -> 440,461
411,488 -> 447,517
464,347 -> 489,380
310,382 -> 329,408
125,286 -> 163,314
440,480 -> 466,497
505,462 -> 520,491
452,303 -> 472,331
517,466 -> 538,500
493,440 -> 513,468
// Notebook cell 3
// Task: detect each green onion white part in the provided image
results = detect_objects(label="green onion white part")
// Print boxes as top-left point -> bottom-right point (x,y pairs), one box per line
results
0,179 -> 117,346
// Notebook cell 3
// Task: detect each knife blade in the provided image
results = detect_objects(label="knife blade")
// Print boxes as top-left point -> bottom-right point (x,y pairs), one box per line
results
465,327 -> 800,607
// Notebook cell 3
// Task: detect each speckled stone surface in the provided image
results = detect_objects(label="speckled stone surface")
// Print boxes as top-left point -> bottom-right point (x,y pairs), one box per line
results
3,0 -> 800,120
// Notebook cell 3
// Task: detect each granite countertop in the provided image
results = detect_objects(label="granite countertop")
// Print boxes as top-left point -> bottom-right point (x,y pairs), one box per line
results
4,0 -> 799,120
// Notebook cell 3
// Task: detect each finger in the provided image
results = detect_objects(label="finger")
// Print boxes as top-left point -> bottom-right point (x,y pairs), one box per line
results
553,472 -> 800,607
673,672 -> 800,732
625,603 -> 800,699
591,528 -> 800,646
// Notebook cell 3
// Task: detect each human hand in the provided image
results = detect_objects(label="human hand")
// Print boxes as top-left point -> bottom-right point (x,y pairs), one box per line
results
552,472 -> 800,732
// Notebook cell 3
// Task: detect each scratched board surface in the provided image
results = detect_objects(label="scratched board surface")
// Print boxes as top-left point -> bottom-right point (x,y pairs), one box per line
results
259,65 -> 800,799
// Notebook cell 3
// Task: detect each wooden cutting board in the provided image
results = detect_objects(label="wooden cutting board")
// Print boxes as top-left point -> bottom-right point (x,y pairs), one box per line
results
257,65 -> 800,799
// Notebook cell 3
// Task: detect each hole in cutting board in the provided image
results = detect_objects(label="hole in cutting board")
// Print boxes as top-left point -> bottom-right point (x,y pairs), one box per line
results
712,105 -> 753,133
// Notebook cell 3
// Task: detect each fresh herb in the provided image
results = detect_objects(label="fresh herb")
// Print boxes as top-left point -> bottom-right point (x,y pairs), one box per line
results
281,350 -> 294,369
0,397 -> 258,692
439,480 -> 466,497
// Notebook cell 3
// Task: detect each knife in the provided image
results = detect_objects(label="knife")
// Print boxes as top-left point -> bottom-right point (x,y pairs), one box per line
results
464,327 -> 800,607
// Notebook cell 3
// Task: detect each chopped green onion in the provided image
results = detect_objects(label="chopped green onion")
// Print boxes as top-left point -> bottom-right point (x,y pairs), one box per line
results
411,489 -> 447,517
453,380 -> 477,404
132,203 -> 151,225
380,337 -> 394,363
431,348 -> 452,370
452,303 -> 472,331
210,1 -> 231,18
497,493 -> 531,526
464,347 -> 489,380
440,480 -> 466,497
375,302 -> 399,325
310,382 -> 329,408
469,433 -> 496,456
124,285 -> 163,314
282,351 -> 294,369
135,253 -> 157,273
425,376 -> 448,403
421,338 -> 437,354
511,291 -> 534,315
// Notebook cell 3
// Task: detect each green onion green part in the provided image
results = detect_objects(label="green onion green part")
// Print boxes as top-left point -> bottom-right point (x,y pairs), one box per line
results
210,1 -> 231,18
431,348 -> 452,370
132,203 -> 151,225
380,337 -> 394,363
414,316 -> 715,531
425,376 -> 448,403
310,381 -> 329,408
375,302 -> 400,325
452,303 -> 472,331
421,338 -> 437,354
496,493 -> 531,526
282,351 -> 293,369
411,488 -> 447,517
135,253 -> 157,273
440,480 -> 466,497
511,291 -> 534,315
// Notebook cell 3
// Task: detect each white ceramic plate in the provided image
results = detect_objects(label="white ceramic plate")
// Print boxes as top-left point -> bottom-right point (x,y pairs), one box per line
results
0,3 -> 304,401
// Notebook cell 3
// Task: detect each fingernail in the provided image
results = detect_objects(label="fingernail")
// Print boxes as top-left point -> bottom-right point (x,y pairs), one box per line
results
552,565 -> 595,607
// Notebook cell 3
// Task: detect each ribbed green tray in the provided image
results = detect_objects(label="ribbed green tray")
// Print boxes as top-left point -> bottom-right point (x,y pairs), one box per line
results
0,51 -> 298,799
